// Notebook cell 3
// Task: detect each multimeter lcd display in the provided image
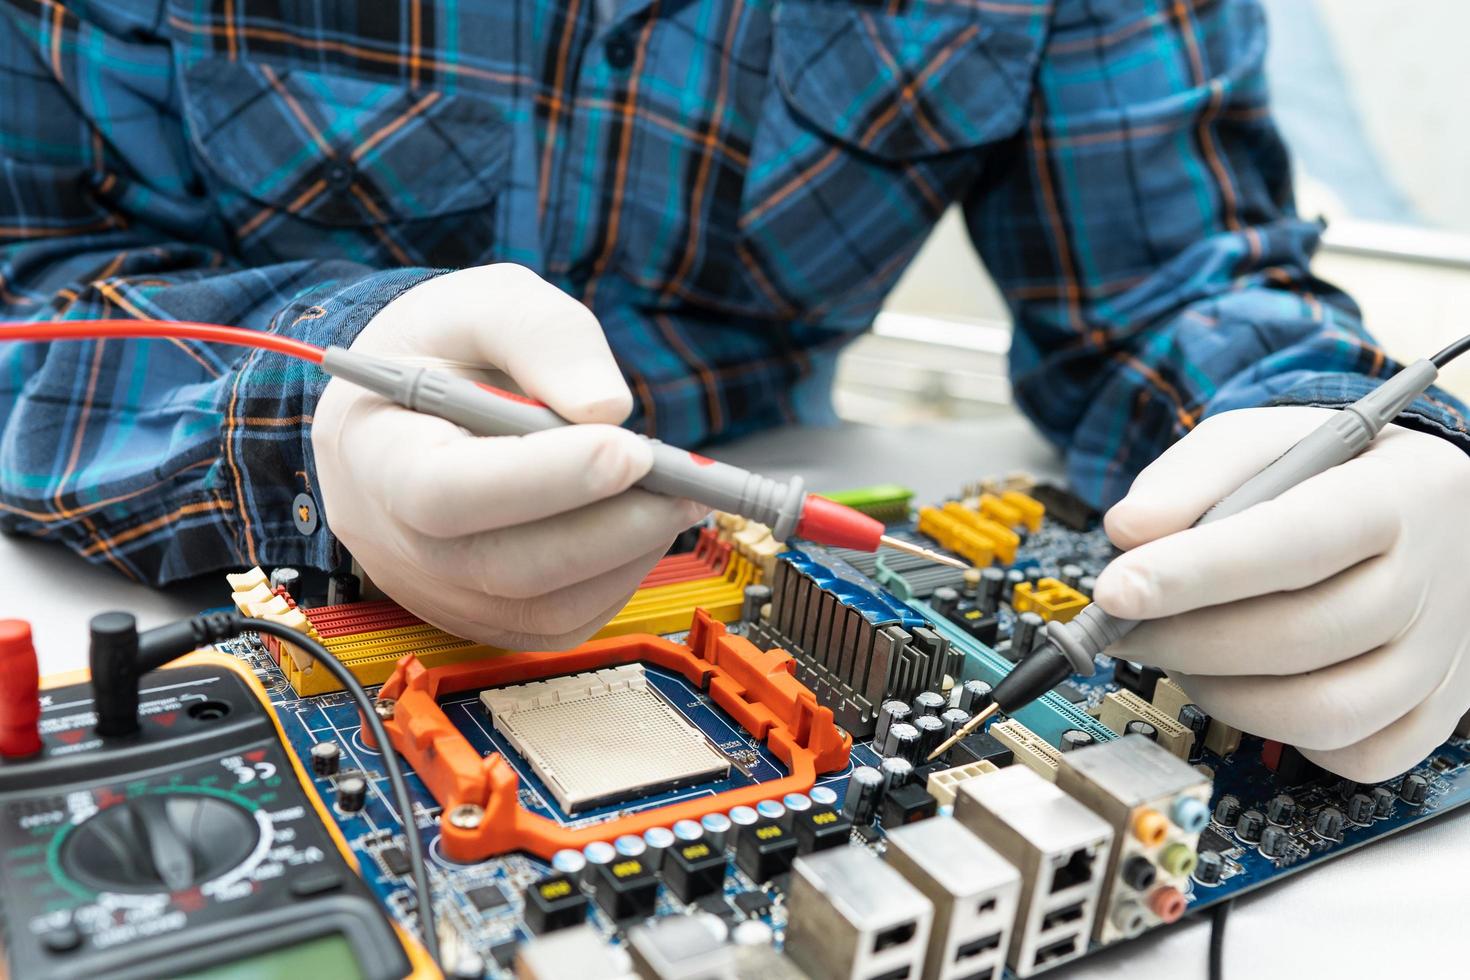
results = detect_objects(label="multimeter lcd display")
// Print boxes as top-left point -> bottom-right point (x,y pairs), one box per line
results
177,933 -> 361,979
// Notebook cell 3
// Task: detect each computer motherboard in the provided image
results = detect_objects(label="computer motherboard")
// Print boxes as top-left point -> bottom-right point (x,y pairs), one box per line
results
216,475 -> 1470,979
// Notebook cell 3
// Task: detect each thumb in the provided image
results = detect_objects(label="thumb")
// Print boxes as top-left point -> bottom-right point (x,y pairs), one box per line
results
1103,406 -> 1335,549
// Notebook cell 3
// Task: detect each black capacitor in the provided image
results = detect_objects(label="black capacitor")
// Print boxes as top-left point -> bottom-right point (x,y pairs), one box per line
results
873,700 -> 912,748
1080,575 -> 1098,596
1314,807 -> 1345,841
880,756 -> 914,791
912,691 -> 946,718
742,584 -> 773,623
1347,793 -> 1375,824
958,679 -> 994,714
913,715 -> 945,760
328,571 -> 361,605
1178,704 -> 1209,762
1400,774 -> 1429,806
1003,568 -> 1025,600
883,722 -> 920,760
311,740 -> 342,777
940,708 -> 970,737
931,587 -> 960,617
1011,612 -> 1043,658
1059,729 -> 1095,753
1124,720 -> 1159,742
1266,794 -> 1296,826
1194,850 -> 1223,885
1059,564 -> 1085,590
978,568 -> 1006,614
1213,794 -> 1242,828
337,775 -> 367,813
1235,809 -> 1265,843
1373,786 -> 1396,817
843,766 -> 884,825
1337,778 -> 1364,802
961,568 -> 982,599
1259,825 -> 1287,858
269,566 -> 301,595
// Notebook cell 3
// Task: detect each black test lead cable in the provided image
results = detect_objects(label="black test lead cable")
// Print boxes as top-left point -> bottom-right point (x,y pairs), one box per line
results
136,613 -> 442,968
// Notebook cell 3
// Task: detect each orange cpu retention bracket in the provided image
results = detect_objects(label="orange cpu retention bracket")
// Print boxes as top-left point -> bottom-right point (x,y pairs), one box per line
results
374,609 -> 852,862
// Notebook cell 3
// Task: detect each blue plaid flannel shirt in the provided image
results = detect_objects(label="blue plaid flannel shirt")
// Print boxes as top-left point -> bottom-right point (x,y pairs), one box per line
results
3,0 -> 1467,584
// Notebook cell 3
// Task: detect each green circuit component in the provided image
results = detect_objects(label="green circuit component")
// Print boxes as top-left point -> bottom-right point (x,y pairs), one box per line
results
820,483 -> 916,523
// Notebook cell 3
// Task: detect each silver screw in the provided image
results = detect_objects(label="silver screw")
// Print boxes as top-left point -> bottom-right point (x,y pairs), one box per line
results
374,697 -> 396,721
447,803 -> 483,830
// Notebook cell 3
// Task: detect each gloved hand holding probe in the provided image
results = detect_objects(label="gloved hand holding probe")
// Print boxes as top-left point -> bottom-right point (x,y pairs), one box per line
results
312,264 -> 708,650
1095,406 -> 1470,782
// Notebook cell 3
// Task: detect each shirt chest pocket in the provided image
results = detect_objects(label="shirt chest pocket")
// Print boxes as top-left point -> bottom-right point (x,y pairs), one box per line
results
179,59 -> 510,265
740,1 -> 1045,310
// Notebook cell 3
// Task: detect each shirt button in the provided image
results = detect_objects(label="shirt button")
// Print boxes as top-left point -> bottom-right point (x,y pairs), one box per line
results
325,161 -> 356,192
292,493 -> 320,535
605,32 -> 635,69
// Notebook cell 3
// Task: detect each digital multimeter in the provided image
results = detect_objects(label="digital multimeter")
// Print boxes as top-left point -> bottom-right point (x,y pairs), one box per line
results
0,650 -> 434,980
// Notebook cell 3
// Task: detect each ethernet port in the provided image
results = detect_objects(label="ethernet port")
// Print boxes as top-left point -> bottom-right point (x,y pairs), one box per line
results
1041,901 -> 1085,932
1035,935 -> 1078,966
873,921 -> 917,953
956,932 -> 1002,961
1049,848 -> 1092,893
976,897 -> 997,915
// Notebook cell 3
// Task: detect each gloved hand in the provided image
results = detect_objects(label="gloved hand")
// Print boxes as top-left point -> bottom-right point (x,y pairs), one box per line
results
1093,406 -> 1470,782
312,263 -> 707,650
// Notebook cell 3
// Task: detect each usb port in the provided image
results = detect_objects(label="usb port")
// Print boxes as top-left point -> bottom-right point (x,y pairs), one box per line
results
955,970 -> 995,980
864,968 -> 911,980
976,897 -> 996,915
1035,936 -> 1078,965
1049,848 -> 1092,892
955,932 -> 1002,961
1041,901 -> 1085,932
872,921 -> 917,952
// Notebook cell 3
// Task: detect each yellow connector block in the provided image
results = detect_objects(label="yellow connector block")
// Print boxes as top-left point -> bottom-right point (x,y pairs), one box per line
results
941,502 -> 1019,564
1000,490 -> 1045,532
1012,577 -> 1089,624
593,551 -> 759,638
978,493 -> 1023,531
917,506 -> 994,567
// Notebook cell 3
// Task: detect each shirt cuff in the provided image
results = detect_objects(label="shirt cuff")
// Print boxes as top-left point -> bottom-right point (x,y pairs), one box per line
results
223,266 -> 444,573
1264,371 -> 1470,452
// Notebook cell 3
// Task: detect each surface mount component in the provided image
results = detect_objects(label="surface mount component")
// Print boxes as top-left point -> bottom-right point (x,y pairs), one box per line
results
785,847 -> 934,980
481,664 -> 729,813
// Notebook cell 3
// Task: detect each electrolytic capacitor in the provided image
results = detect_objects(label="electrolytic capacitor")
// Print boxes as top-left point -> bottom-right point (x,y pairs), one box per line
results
978,568 -> 1006,613
742,584 -> 773,623
1004,568 -> 1026,600
700,812 -> 732,850
336,774 -> 367,813
1060,729 -> 1095,753
931,586 -> 960,617
1125,720 -> 1158,742
727,805 -> 759,847
1235,809 -> 1264,843
912,690 -> 946,718
551,848 -> 587,875
843,766 -> 884,825
1194,850 -> 1223,885
310,740 -> 342,777
912,715 -> 945,760
962,568 -> 982,599
1372,786 -> 1395,817
673,820 -> 705,844
883,722 -> 920,760
880,756 -> 914,791
642,827 -> 675,868
1079,575 -> 1098,597
783,793 -> 813,815
1314,807 -> 1345,841
1060,564 -> 1084,590
269,566 -> 301,595
614,834 -> 647,858
582,840 -> 616,884
1178,704 -> 1209,762
940,708 -> 970,737
1266,794 -> 1296,826
1400,774 -> 1429,806
1012,612 -> 1043,658
958,679 -> 994,714
874,700 -> 912,747
1213,794 -> 1242,828
1347,793 -> 1375,825
755,799 -> 786,824
1259,825 -> 1287,858
810,786 -> 838,809
327,571 -> 361,605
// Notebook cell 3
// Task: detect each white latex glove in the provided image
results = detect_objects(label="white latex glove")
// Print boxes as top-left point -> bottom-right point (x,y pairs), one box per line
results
312,264 -> 707,650
1093,406 -> 1470,782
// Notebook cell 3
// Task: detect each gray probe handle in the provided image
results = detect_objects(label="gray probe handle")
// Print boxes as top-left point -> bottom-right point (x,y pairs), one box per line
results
320,346 -> 807,539
1046,358 -> 1440,666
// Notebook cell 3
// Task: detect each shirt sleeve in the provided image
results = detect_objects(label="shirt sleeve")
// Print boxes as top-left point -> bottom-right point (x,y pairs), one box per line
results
963,0 -> 1470,509
0,5 -> 438,584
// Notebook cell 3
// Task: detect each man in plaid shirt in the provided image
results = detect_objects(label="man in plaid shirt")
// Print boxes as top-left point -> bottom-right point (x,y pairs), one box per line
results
3,1 -> 1468,778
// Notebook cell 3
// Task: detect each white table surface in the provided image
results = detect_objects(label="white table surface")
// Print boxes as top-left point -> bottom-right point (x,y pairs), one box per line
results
4,416 -> 1465,978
